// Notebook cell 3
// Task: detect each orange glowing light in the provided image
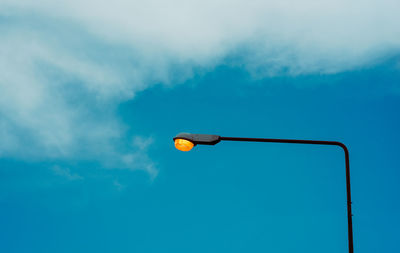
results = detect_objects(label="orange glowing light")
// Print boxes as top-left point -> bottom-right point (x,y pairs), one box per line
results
174,138 -> 194,151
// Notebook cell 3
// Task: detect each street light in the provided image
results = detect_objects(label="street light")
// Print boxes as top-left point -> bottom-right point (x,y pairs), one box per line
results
173,132 -> 354,253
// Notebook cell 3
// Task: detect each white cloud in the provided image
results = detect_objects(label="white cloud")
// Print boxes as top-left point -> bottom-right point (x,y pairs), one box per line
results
4,0 -> 400,73
0,0 -> 399,173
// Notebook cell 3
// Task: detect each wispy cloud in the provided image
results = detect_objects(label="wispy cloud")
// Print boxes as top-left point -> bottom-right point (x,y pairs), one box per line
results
0,0 -> 399,173
113,179 -> 127,191
51,165 -> 83,181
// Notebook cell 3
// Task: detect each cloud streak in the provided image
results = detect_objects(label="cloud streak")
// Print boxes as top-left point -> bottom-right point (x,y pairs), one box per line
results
0,0 -> 399,173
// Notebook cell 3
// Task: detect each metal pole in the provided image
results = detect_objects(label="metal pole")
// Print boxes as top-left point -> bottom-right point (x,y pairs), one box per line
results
219,136 -> 354,253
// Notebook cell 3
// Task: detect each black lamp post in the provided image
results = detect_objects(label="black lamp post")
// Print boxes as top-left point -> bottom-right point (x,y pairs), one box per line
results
173,132 -> 354,253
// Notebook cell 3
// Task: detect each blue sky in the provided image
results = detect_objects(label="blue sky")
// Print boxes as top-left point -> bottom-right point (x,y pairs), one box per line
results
1,1 -> 400,252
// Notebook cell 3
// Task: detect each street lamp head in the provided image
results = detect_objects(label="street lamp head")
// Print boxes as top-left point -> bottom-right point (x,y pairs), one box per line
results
173,133 -> 221,151
174,138 -> 195,151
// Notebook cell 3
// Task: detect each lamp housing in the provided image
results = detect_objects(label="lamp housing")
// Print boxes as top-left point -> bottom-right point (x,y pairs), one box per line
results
173,133 -> 221,146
